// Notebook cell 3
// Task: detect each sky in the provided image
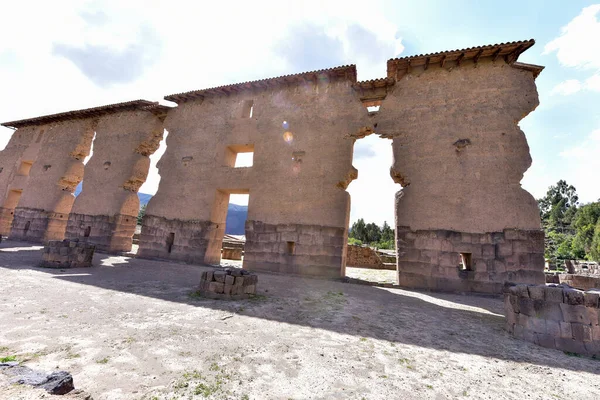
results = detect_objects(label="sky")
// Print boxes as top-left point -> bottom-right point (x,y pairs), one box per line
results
1,1 -> 599,227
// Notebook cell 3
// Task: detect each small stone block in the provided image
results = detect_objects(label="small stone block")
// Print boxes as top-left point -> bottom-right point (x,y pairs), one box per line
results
528,286 -> 545,301
206,271 -> 214,282
214,271 -> 226,283
544,286 -> 564,303
244,285 -> 256,294
223,284 -> 232,295
572,323 -> 592,342
234,276 -> 244,286
559,322 -> 573,339
209,281 -> 224,294
584,290 -> 600,308
225,275 -> 235,285
564,288 -> 584,305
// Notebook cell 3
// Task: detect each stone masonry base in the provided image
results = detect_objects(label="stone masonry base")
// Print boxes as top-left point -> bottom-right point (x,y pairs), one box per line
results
65,213 -> 136,253
40,239 -> 95,268
137,215 -> 219,264
396,227 -> 545,294
244,220 -> 346,278
504,283 -> 600,358
10,207 -> 69,243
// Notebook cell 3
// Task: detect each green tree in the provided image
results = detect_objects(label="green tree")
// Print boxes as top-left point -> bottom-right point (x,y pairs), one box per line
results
591,219 -> 600,262
137,204 -> 147,226
538,180 -> 579,233
381,221 -> 394,243
364,222 -> 382,244
349,218 -> 366,241
572,202 -> 600,259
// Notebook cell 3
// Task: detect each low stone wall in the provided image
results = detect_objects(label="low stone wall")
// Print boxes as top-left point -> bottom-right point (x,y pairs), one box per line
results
396,227 -> 545,294
346,245 -> 384,269
40,239 -> 95,268
558,274 -> 600,291
197,269 -> 257,299
222,247 -> 242,260
504,283 -> 600,357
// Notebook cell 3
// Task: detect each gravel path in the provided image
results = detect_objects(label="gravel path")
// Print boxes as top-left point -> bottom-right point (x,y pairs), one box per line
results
0,240 -> 598,399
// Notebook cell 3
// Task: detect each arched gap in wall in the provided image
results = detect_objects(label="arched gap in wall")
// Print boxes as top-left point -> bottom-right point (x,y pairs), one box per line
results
345,131 -> 398,283
75,131 -> 97,197
132,129 -> 169,253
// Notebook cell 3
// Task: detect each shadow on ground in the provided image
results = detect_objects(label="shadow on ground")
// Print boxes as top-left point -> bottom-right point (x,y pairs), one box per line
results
1,240 -> 598,376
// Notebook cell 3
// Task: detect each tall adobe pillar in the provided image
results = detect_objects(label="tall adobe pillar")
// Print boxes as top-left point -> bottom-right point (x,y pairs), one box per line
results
8,119 -> 94,242
0,125 -> 45,236
376,40 -> 546,293
139,66 -> 370,277
65,104 -> 167,252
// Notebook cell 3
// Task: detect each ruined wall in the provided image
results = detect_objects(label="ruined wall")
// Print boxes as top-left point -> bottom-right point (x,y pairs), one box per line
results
10,119 -> 94,242
505,283 -> 600,357
139,76 -> 369,277
346,245 -> 385,269
66,111 -> 163,252
0,126 -> 44,235
376,59 -> 544,293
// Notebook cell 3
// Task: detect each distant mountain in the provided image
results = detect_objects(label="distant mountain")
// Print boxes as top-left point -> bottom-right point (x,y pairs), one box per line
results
73,183 -> 248,235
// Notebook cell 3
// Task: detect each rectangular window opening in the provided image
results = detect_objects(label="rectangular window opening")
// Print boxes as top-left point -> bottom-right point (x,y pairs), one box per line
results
362,99 -> 381,114
286,241 -> 296,255
459,252 -> 472,271
17,161 -> 34,176
225,144 -> 254,168
167,232 -> 175,253
84,226 -> 91,237
241,100 -> 254,118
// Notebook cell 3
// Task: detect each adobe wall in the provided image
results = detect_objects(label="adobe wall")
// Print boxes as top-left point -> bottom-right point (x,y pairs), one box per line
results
504,283 -> 600,357
65,111 -> 164,252
375,59 -> 545,293
10,119 -> 94,242
139,77 -> 369,277
0,126 -> 44,235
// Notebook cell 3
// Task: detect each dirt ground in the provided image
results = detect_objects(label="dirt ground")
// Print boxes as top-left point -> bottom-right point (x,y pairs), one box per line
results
0,240 -> 599,400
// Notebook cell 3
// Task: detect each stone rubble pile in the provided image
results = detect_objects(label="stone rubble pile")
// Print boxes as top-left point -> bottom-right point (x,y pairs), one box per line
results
198,268 -> 258,299
40,239 -> 95,268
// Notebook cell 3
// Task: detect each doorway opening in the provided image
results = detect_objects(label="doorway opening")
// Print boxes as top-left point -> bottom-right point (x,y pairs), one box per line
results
344,130 -> 398,285
221,192 -> 249,266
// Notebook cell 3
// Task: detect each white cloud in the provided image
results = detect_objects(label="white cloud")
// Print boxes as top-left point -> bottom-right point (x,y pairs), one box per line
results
550,79 -> 582,95
544,5 -> 600,70
586,73 -> 600,91
0,0 -> 402,225
559,129 -> 600,202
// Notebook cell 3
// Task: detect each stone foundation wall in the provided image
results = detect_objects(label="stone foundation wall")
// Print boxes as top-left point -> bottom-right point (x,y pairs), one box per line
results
10,207 -> 69,243
137,214 -> 218,264
0,207 -> 16,237
222,247 -> 242,260
346,245 -> 385,269
40,239 -> 95,268
65,213 -> 136,253
244,220 -> 345,278
504,283 -> 600,357
396,227 -> 545,294
558,274 -> 600,291
197,268 -> 257,299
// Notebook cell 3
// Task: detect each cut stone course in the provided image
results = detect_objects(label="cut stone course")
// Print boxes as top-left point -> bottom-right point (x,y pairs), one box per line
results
504,283 -> 600,358
40,239 -> 95,268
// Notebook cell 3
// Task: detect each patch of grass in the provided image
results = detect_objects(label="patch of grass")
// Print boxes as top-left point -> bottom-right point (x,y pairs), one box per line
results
241,395 -> 250,400
66,353 -> 80,359
564,351 -> 581,358
124,336 -> 136,344
194,382 -> 221,397
96,356 -> 110,364
426,384 -> 433,389
247,294 -> 267,302
209,362 -> 220,371
0,355 -> 17,362
359,337 -> 367,342
188,291 -> 205,300
182,370 -> 204,380
0,346 -> 9,353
